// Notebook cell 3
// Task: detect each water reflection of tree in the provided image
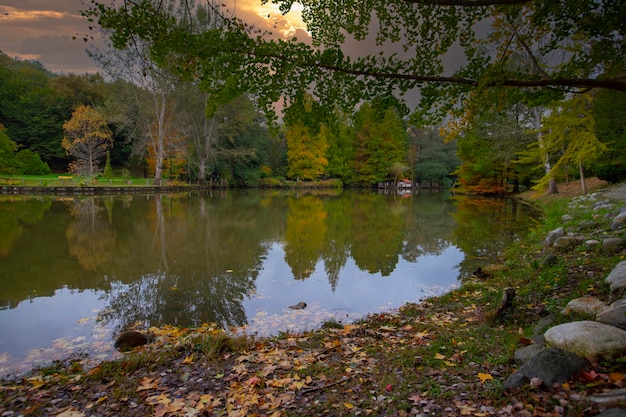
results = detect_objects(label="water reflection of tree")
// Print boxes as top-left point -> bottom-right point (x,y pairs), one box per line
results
98,192 -> 267,331
65,198 -> 116,271
401,192 -> 457,262
451,195 -> 540,280
284,195 -> 328,279
349,193 -> 405,276
0,197 -> 51,258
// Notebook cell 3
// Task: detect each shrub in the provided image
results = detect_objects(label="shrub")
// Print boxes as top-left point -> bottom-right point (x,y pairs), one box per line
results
595,163 -> 626,184
15,149 -> 51,175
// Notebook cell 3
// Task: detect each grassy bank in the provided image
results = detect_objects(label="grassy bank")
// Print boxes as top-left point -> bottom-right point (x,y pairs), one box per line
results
1,181 -> 624,416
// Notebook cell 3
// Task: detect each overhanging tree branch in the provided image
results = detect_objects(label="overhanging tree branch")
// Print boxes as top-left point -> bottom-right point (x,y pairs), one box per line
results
403,0 -> 530,6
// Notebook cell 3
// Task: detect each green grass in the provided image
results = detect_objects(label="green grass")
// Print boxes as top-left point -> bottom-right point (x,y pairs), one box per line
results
0,174 -> 158,187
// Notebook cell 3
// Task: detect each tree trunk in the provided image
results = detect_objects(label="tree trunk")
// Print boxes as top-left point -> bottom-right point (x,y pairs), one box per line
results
579,160 -> 587,194
534,108 -> 559,194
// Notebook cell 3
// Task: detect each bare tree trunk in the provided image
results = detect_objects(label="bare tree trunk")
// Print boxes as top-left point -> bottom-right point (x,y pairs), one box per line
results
534,108 -> 559,194
579,160 -> 587,194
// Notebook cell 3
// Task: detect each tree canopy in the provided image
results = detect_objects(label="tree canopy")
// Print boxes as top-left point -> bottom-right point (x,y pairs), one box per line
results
84,0 -> 625,125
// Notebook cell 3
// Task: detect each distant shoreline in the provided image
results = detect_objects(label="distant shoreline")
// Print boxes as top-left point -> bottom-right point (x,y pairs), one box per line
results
0,184 -> 222,196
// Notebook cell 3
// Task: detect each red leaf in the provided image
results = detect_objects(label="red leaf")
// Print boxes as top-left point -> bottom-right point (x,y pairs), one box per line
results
581,369 -> 598,381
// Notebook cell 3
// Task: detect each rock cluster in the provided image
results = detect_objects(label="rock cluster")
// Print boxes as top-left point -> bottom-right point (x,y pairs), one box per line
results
505,193 -> 626,409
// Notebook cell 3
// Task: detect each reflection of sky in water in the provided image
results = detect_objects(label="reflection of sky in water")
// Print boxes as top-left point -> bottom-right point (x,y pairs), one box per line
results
243,242 -> 461,335
0,241 -> 462,375
0,287 -> 118,374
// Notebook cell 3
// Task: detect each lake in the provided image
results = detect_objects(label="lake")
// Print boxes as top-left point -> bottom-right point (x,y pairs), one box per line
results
0,189 -> 539,375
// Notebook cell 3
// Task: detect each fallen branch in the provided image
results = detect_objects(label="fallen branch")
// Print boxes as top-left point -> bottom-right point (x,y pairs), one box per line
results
299,374 -> 357,396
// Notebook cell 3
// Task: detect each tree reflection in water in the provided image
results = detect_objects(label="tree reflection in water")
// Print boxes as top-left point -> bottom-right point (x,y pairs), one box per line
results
0,190 -> 540,373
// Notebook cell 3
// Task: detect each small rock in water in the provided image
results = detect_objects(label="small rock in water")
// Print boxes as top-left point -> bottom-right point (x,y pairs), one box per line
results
289,301 -> 307,310
115,330 -> 148,351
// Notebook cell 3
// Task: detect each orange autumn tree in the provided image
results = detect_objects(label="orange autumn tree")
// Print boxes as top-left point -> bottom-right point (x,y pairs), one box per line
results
62,105 -> 112,176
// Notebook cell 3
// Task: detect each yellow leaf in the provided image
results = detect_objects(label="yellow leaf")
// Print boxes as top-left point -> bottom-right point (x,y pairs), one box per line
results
182,354 -> 194,364
56,409 -> 86,417
137,377 -> 159,391
477,373 -> 494,383
168,286 -> 178,291
344,402 -> 354,409
459,405 -> 476,415
77,317 -> 90,324
434,353 -> 446,360
27,377 -> 46,389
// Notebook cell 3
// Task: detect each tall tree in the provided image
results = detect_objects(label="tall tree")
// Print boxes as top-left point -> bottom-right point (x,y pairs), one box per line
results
455,102 -> 533,194
528,94 -> 607,194
593,88 -> 626,182
62,105 -> 113,176
285,121 -> 328,180
0,54 -> 69,167
408,127 -> 460,189
0,125 -> 18,174
212,95 -> 270,185
352,102 -> 407,186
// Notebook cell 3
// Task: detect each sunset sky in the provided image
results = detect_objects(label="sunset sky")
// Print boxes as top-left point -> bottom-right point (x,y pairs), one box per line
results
0,0 -> 309,74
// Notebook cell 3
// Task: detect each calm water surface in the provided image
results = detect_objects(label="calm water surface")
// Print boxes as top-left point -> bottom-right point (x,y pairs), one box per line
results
0,189 -> 539,375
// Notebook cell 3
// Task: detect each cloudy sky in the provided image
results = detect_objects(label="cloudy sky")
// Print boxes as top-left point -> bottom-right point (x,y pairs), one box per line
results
0,0 -> 309,74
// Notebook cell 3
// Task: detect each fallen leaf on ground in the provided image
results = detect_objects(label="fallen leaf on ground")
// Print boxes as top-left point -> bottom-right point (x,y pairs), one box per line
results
477,373 -> 493,383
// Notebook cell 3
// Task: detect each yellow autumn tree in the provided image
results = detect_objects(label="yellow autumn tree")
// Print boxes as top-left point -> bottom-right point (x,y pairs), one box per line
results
286,121 -> 328,181
62,105 -> 112,176
521,94 -> 607,194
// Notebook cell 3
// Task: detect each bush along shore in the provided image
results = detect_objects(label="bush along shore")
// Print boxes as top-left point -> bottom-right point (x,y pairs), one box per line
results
1,190 -> 626,417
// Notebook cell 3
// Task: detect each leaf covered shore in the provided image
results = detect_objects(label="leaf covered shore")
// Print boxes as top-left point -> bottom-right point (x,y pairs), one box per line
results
1,182 -> 625,416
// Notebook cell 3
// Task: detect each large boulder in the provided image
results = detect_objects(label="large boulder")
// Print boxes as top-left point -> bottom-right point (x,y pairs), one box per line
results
561,297 -> 607,316
544,321 -> 626,360
503,347 -> 587,390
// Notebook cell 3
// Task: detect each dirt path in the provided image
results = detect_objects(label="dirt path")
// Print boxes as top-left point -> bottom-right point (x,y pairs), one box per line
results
601,182 -> 626,202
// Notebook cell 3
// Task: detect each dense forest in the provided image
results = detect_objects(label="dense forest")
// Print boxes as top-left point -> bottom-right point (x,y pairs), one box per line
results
1,0 -> 625,192
0,51 -> 461,188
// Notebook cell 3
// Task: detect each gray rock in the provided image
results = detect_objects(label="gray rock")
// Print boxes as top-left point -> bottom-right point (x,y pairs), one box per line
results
503,347 -> 587,390
589,389 -> 626,408
532,315 -> 555,337
561,297 -> 607,316
561,214 -> 574,222
577,220 -> 599,231
503,372 -> 528,390
603,237 -> 626,253
611,211 -> 626,230
553,236 -> 581,250
115,330 -> 148,351
541,253 -> 559,267
595,408 -> 626,417
584,239 -> 601,249
597,298 -> 626,329
545,227 -> 565,248
606,261 -> 626,295
544,320 -> 626,360
514,345 -> 545,366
